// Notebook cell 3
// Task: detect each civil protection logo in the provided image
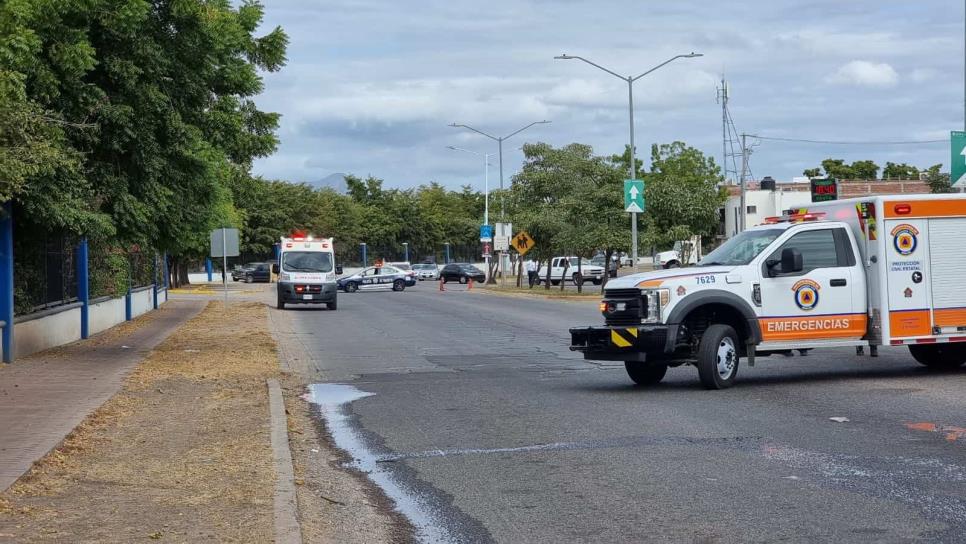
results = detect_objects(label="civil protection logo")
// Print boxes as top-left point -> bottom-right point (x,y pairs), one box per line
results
791,279 -> 820,311
890,224 -> 919,256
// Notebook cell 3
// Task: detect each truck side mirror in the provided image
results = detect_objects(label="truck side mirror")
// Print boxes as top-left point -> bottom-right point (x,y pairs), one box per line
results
781,248 -> 803,274
272,263 -> 279,274
335,265 -> 343,275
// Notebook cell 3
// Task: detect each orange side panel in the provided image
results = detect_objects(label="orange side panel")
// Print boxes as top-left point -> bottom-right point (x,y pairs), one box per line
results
884,200 -> 966,219
761,314 -> 867,342
889,310 -> 932,337
934,308 -> 966,328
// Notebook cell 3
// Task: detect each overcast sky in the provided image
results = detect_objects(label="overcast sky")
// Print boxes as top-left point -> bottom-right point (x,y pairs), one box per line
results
251,0 -> 963,189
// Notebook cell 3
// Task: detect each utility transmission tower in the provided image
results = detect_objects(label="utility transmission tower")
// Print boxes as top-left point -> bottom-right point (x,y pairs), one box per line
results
716,76 -> 742,185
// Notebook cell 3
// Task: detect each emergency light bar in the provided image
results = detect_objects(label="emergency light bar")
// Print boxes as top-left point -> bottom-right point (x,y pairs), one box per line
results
762,211 -> 827,224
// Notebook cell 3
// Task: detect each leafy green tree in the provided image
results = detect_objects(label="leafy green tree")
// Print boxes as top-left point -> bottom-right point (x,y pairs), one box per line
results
803,168 -> 822,178
850,160 -> 880,180
641,142 -> 725,255
922,164 -> 951,193
882,162 -> 920,179
820,159 -> 855,179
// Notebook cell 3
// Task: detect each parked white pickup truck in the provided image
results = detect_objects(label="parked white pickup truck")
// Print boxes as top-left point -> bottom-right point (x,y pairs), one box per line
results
653,237 -> 702,269
538,257 -> 606,286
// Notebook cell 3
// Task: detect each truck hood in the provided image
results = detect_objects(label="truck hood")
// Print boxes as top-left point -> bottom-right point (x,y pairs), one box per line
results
605,267 -> 734,289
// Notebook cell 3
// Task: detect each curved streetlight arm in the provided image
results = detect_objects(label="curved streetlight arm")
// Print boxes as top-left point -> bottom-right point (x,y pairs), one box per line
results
632,53 -> 703,81
502,120 -> 551,141
449,123 -> 498,141
555,54 -> 626,80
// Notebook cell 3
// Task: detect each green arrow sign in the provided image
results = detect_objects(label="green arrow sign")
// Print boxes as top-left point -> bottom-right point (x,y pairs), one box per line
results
624,179 -> 645,213
952,131 -> 966,188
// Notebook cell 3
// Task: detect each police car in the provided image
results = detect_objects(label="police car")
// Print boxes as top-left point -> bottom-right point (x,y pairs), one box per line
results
338,265 -> 415,292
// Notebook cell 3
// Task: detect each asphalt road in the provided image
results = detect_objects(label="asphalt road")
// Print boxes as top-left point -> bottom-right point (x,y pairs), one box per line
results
275,282 -> 966,543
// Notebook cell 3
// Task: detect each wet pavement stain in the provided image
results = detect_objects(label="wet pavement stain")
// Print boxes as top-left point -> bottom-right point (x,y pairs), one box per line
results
304,383 -> 461,544
905,422 -> 966,442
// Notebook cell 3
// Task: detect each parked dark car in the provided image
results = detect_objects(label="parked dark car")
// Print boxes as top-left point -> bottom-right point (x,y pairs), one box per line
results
232,262 -> 256,281
440,263 -> 486,284
245,262 -> 272,283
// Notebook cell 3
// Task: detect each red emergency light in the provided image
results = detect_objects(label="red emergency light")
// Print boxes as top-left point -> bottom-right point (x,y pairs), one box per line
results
894,204 -> 912,215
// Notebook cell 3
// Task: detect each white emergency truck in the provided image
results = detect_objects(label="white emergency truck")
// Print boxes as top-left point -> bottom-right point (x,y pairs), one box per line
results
273,235 -> 342,310
570,194 -> 966,389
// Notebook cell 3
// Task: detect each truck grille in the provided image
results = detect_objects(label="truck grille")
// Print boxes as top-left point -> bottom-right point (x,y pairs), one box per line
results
602,288 -> 645,326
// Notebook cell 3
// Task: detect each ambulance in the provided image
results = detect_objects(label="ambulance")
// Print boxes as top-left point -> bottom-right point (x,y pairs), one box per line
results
570,194 -> 966,389
273,234 -> 342,310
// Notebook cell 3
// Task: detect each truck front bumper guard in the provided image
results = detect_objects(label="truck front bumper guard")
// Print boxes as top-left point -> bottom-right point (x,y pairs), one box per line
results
569,325 -> 673,362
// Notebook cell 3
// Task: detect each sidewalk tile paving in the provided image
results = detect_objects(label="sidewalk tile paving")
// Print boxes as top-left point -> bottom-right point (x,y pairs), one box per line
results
0,299 -> 205,492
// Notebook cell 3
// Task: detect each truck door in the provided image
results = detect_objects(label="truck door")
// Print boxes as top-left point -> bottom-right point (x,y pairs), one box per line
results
758,226 -> 867,345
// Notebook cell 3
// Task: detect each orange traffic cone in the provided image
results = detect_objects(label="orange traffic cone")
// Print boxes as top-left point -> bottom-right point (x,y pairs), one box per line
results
439,278 -> 445,292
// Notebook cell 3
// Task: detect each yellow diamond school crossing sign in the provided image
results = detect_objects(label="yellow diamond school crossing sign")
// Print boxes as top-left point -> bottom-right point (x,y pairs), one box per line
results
511,231 -> 534,256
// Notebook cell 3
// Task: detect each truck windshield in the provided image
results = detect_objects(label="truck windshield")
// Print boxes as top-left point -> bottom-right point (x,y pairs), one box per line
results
698,229 -> 783,266
567,257 -> 593,267
282,251 -> 333,272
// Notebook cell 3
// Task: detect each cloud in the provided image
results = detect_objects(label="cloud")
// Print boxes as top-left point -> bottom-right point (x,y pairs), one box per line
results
825,60 -> 899,87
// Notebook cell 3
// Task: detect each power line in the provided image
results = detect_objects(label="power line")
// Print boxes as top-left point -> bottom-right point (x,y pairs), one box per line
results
746,135 -> 948,146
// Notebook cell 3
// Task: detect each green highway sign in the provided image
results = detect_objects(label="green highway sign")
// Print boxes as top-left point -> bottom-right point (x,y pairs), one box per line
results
624,179 -> 645,213
952,131 -> 966,188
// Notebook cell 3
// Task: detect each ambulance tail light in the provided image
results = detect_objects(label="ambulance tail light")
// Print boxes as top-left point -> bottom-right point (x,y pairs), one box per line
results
894,204 -> 912,215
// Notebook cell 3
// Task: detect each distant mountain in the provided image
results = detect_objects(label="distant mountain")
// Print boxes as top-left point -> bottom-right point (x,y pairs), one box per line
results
309,173 -> 347,193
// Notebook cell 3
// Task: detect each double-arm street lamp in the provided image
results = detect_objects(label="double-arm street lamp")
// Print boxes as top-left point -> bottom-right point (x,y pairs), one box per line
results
554,52 -> 702,267
447,145 -> 498,282
449,120 -> 551,221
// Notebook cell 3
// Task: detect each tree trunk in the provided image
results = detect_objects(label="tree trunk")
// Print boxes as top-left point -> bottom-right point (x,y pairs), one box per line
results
601,249 -> 613,294
576,256 -> 583,294
544,258 -> 552,290
560,259 -> 569,291
516,257 -> 523,288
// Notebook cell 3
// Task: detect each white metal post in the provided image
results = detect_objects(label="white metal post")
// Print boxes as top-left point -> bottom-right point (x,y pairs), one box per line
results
221,227 -> 228,309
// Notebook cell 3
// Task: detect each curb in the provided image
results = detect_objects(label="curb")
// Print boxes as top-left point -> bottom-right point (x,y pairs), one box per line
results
267,378 -> 303,544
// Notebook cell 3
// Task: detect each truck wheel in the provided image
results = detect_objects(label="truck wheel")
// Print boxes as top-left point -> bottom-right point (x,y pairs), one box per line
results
665,261 -> 680,269
345,282 -> 358,293
572,273 -> 583,286
909,344 -> 966,369
393,279 -> 406,291
551,280 -> 560,286
696,324 -> 739,389
327,298 -> 338,311
624,362 -> 668,385
593,278 -> 603,285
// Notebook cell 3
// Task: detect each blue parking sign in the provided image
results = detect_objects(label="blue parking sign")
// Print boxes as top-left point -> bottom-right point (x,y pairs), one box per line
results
480,225 -> 493,239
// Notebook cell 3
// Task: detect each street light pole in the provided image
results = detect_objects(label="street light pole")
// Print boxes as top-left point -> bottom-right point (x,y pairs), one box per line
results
555,52 -> 702,269
403,242 -> 409,262
447,145 -> 497,281
450,120 -> 551,284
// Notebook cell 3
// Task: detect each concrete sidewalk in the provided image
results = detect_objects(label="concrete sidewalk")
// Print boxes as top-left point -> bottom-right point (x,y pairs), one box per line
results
0,299 -> 205,492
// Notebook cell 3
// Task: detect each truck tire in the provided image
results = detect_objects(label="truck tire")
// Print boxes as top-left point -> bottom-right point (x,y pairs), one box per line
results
665,261 -> 680,269
593,278 -> 603,285
572,273 -> 583,286
551,279 -> 560,286
909,344 -> 966,369
696,324 -> 739,389
327,298 -> 338,311
624,362 -> 668,385
393,279 -> 406,291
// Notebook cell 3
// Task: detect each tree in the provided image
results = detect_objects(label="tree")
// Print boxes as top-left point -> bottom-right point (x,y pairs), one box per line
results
820,159 -> 855,179
922,164 -> 952,193
882,162 -> 920,179
850,160 -> 880,180
641,142 -> 725,254
803,168 -> 822,178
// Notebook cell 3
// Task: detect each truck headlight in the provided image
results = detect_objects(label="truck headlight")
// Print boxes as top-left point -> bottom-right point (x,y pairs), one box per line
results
641,289 -> 670,323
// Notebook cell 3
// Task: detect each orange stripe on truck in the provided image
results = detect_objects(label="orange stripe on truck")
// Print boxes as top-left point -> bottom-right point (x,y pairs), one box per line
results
761,314 -> 867,342
934,308 -> 966,328
889,310 -> 931,337
884,200 -> 966,218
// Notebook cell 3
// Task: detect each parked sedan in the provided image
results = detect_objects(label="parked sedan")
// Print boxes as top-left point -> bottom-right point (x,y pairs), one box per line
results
440,263 -> 486,284
412,263 -> 439,281
244,262 -> 272,283
337,266 -> 411,292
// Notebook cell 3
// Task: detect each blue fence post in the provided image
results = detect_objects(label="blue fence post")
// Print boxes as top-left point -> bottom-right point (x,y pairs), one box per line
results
77,238 -> 89,339
152,253 -> 158,309
162,252 -> 169,289
205,257 -> 212,282
125,254 -> 132,321
1,202 -> 14,363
